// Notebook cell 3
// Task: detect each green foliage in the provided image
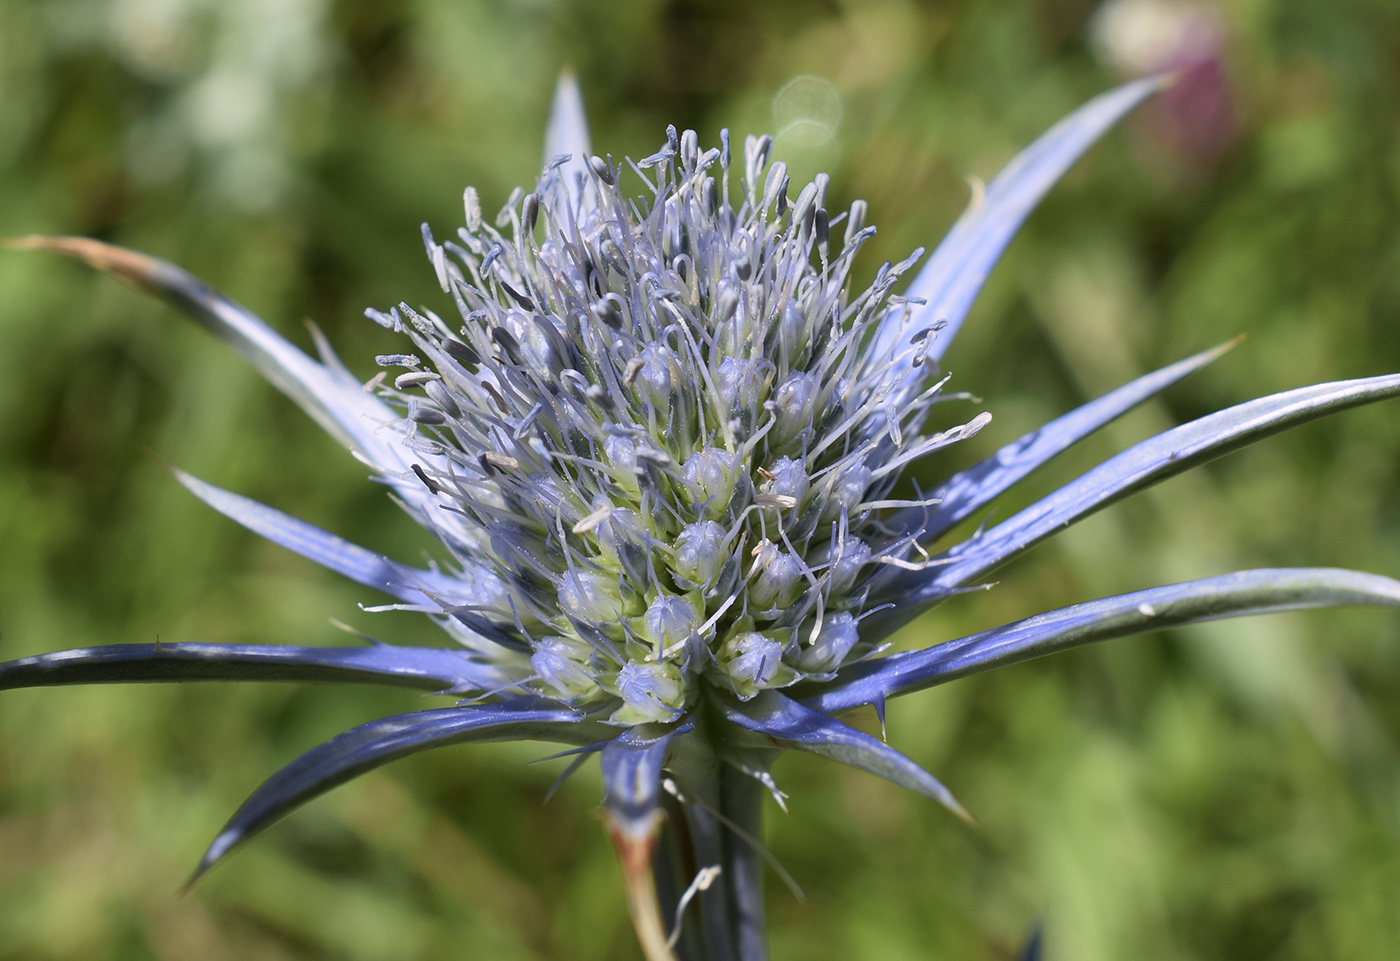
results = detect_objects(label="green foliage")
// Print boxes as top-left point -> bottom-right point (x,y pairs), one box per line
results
3,0 -> 1400,957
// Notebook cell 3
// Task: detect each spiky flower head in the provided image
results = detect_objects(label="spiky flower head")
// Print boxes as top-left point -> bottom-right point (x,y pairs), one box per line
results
378,124 -> 988,725
10,71 -> 1400,961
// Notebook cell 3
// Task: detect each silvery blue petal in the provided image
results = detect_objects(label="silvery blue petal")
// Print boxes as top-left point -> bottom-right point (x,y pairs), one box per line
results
173,468 -> 500,608
810,568 -> 1400,715
875,372 -> 1400,627
0,641 -> 503,694
871,339 -> 1233,561
717,691 -> 970,821
542,70 -> 597,221
872,75 -> 1167,396
192,701 -> 588,883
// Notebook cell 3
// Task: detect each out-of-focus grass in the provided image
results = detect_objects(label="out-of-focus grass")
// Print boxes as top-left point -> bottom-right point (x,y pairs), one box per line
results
2,0 -> 1400,958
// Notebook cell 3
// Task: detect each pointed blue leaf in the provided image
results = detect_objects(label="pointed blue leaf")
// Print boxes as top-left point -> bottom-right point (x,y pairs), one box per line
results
716,691 -> 970,821
874,76 -> 1167,379
542,69 -> 596,220
872,340 -> 1233,563
601,719 -> 694,839
0,641 -> 508,694
193,701 -> 588,881
174,468 -> 489,607
810,568 -> 1400,714
7,236 -> 473,546
867,372 -> 1400,631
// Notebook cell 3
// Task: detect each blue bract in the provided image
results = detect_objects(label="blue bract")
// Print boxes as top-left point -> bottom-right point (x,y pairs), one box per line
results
6,73 -> 1400,961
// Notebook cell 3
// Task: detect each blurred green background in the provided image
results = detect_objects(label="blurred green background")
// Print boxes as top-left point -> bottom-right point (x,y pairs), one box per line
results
3,0 -> 1400,958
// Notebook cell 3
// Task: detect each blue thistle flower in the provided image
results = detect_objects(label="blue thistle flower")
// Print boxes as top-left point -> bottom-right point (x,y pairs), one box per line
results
7,73 -> 1400,961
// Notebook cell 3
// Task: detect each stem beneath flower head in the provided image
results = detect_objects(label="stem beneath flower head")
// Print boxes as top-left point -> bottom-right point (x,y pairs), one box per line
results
719,769 -> 768,961
608,809 -> 680,961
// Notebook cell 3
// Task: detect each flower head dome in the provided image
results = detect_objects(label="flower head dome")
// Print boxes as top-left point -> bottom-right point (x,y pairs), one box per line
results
375,118 -> 993,726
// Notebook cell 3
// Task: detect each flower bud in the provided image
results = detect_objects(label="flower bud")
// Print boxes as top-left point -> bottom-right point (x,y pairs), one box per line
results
717,630 -> 798,700
595,507 -> 653,587
612,659 -> 685,724
604,434 -> 640,492
634,342 -> 678,407
749,542 -> 804,610
672,520 -> 728,588
643,594 -> 701,654
684,447 -> 739,517
795,613 -> 860,673
558,570 -> 625,623
768,456 -> 810,505
771,372 -> 820,450
723,631 -> 780,687
716,356 -> 765,414
532,636 -> 595,699
820,538 -> 872,595
821,459 -> 872,522
773,301 -> 809,362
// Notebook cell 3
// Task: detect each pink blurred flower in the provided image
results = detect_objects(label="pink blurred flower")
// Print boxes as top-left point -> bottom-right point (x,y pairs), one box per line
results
1092,0 -> 1235,161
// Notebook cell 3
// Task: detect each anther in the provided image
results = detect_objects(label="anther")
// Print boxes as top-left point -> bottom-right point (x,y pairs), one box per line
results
680,129 -> 699,171
376,353 -> 422,368
592,294 -> 625,330
715,287 -> 739,322
483,451 -> 520,471
703,177 -> 719,217
521,192 -> 539,235
492,326 -> 527,366
763,161 -> 788,209
589,155 -> 615,186
958,411 -> 993,439
747,134 -> 773,180
480,380 -> 509,413
500,280 -> 535,311
755,493 -> 798,511
424,381 -> 463,419
408,401 -> 447,426
463,186 -> 482,232
572,504 -> 614,534
443,338 -> 480,367
396,303 -> 435,334
411,463 -> 444,495
792,183 -> 818,230
394,371 -> 441,390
